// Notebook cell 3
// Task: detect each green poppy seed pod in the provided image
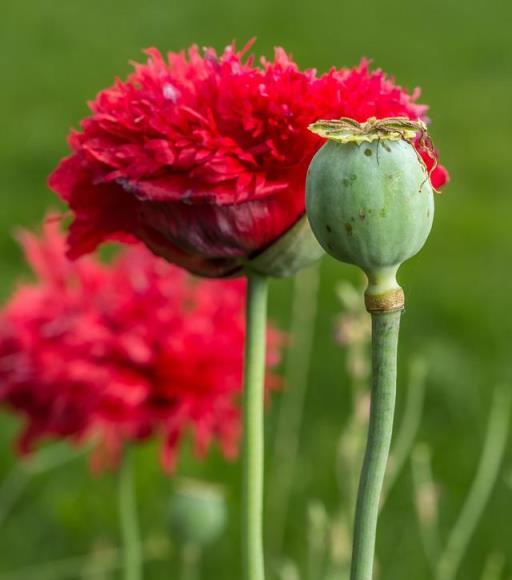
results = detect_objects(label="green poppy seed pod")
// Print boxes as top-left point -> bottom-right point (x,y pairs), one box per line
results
306,117 -> 436,313
168,479 -> 227,547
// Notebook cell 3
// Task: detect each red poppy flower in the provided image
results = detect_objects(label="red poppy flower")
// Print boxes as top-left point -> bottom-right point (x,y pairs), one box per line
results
0,220 -> 285,471
49,42 -> 448,277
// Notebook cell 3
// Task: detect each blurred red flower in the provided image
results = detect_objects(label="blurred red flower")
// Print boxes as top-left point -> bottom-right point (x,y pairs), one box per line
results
0,220 -> 285,471
49,42 -> 448,277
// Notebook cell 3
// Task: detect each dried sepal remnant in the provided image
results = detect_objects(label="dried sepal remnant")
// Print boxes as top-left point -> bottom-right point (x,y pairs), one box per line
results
364,288 -> 405,314
309,116 -> 440,192
308,116 -> 425,143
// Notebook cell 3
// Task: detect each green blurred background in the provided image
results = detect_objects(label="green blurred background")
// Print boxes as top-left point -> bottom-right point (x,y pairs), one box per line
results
1,0 -> 511,578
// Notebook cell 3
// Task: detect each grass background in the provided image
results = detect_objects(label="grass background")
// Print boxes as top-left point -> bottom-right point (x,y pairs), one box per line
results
1,0 -> 512,578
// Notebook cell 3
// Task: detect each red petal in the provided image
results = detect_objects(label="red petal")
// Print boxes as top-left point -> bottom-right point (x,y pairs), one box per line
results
49,155 -> 140,258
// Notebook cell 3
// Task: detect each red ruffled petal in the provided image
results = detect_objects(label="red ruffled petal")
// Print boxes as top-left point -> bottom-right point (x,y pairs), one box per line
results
0,223 -> 286,471
48,43 -> 449,274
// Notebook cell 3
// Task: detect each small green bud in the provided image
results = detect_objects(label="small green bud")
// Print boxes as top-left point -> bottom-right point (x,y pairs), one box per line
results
168,479 -> 227,547
306,117 -> 436,312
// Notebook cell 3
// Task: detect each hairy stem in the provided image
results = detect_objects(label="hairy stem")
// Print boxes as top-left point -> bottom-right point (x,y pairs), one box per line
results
350,311 -> 401,580
242,272 -> 269,580
119,448 -> 142,580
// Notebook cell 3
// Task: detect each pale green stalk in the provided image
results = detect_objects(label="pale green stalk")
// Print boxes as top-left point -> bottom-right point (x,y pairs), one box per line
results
350,311 -> 400,580
242,272 -> 269,580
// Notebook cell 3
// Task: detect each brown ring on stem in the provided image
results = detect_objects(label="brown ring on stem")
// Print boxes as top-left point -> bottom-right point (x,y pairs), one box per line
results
364,288 -> 405,314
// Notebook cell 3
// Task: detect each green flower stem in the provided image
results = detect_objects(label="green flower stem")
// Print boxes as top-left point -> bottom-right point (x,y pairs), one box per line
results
119,448 -> 142,580
242,272 -> 269,580
350,310 -> 401,580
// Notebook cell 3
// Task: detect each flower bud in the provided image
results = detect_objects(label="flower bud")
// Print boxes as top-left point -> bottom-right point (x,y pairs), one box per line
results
168,479 -> 227,547
306,117 -> 437,312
